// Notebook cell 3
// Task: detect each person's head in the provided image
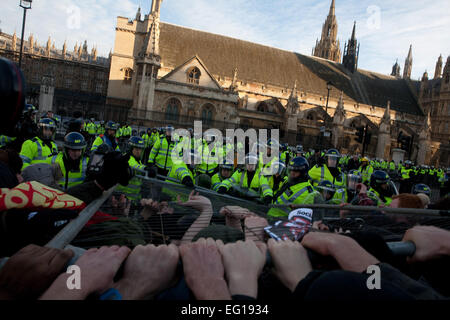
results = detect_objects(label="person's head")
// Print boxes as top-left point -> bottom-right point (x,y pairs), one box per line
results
347,169 -> 362,191
411,183 -> 431,198
105,121 -> 118,137
317,180 -> 336,201
0,58 -> 26,136
166,125 -> 174,137
38,118 -> 56,141
245,153 -> 258,172
219,162 -> 234,179
325,149 -> 340,168
360,157 -> 369,168
370,170 -> 392,196
296,145 -> 303,157
287,156 -> 310,184
63,132 -> 86,161
266,139 -> 279,157
128,136 -> 145,159
389,194 -> 424,209
271,161 -> 286,178
404,160 -> 412,168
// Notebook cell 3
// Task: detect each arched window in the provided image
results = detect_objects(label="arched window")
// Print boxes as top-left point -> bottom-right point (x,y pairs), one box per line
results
306,112 -> 314,121
201,104 -> 214,126
124,68 -> 133,84
257,102 -> 268,113
187,67 -> 201,85
165,98 -> 181,122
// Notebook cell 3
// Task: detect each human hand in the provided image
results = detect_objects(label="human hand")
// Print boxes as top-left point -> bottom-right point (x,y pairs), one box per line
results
0,244 -> 74,300
177,190 -> 212,213
402,226 -> 450,263
111,194 -> 131,216
40,245 -> 131,300
356,183 -> 367,194
244,216 -> 268,243
179,238 -> 231,300
217,240 -> 266,298
267,239 -> 312,292
114,244 -> 179,300
220,206 -> 255,231
301,231 -> 379,273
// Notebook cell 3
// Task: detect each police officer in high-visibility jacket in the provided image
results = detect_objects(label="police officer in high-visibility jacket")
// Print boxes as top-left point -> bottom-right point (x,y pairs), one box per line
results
358,157 -> 374,185
148,125 -> 178,176
308,149 -> 346,188
316,180 -> 340,204
264,160 -> 288,195
218,153 -> 273,204
196,132 -> 223,177
334,169 -> 362,204
366,170 -> 395,206
117,136 -> 147,203
211,162 -> 234,192
259,139 -> 280,176
91,121 -> 121,152
268,157 -> 321,218
20,118 -> 58,170
49,132 -> 89,190
399,160 -> 414,193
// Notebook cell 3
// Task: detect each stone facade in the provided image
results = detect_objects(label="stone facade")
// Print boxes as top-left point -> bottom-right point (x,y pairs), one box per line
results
0,31 -> 110,119
106,0 -> 448,166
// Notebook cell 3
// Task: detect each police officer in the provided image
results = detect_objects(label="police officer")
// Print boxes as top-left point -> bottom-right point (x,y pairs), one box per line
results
117,136 -> 147,204
91,121 -> 121,152
308,148 -> 346,188
367,170 -> 395,206
20,118 -> 58,170
399,160 -> 414,193
268,157 -> 321,218
211,161 -> 234,192
358,157 -> 374,185
148,125 -> 178,177
218,152 -> 273,204
334,169 -> 362,204
411,183 -> 432,198
316,180 -> 340,204
49,132 -> 89,190
196,132 -> 221,178
264,160 -> 288,195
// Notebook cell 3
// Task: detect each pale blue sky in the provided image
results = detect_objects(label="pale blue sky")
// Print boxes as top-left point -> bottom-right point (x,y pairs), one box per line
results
2,0 -> 449,80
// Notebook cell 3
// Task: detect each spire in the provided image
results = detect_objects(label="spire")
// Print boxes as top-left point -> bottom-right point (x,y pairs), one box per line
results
329,0 -> 335,16
434,54 -> 443,79
333,91 -> 346,124
151,0 -> 163,17
343,21 -> 359,73
230,67 -> 238,91
62,40 -> 67,58
422,70 -> 428,81
286,80 -> 300,114
351,21 -> 356,41
12,31 -> 17,51
28,34 -> 34,53
289,80 -> 298,100
382,101 -> 391,122
391,59 -> 401,77
136,6 -> 142,21
46,36 -> 51,56
403,45 -> 413,79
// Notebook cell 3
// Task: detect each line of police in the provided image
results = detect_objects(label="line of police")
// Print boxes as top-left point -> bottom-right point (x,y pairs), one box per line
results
6,111 -> 450,218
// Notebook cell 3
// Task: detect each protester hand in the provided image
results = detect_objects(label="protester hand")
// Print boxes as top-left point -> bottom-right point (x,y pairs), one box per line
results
356,183 -> 367,194
177,190 -> 212,213
179,238 -> 231,300
114,244 -> 179,300
111,194 -> 131,216
0,244 -> 74,300
220,206 -> 255,231
301,232 -> 379,273
181,176 -> 194,188
217,240 -> 266,298
402,226 -> 450,263
244,216 -> 268,243
40,245 -> 131,300
267,239 -> 312,292
217,186 -> 227,194
96,152 -> 132,190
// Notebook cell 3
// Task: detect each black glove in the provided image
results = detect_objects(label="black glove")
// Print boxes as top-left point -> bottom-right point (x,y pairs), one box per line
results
263,196 -> 273,205
217,186 -> 227,194
96,152 -> 132,190
181,176 -> 194,188
145,165 -> 157,178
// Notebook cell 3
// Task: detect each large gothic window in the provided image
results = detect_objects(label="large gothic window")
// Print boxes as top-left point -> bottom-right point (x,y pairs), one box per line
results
187,67 -> 201,85
201,104 -> 214,126
165,98 -> 181,122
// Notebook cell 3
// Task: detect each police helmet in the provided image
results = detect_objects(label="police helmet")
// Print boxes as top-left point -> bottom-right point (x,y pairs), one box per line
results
411,184 -> 431,197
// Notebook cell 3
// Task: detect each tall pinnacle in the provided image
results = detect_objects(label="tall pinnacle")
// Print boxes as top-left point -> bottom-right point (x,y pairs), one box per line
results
351,21 -> 356,41
329,0 -> 335,16
406,44 -> 413,61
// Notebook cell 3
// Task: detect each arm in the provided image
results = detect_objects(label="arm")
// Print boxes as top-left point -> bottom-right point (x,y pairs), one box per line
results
19,140 -> 35,170
179,191 -> 214,244
148,139 -> 160,164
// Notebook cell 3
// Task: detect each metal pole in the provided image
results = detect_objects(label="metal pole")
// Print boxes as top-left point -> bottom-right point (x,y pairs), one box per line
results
18,7 -> 27,68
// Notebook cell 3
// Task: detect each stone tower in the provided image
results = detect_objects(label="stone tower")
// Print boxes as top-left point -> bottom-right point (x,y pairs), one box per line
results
342,21 -> 359,73
376,101 -> 392,160
136,0 -> 163,111
391,60 -> 401,78
312,0 -> 341,63
434,54 -> 443,79
403,45 -> 413,79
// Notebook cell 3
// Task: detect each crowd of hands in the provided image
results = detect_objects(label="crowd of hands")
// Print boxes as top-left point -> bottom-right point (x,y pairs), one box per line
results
1,208 -> 449,300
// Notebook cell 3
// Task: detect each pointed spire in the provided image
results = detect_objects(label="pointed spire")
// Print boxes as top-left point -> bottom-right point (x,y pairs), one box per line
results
151,0 -> 163,17
230,67 -> 238,91
329,0 -> 335,16
62,40 -> 67,58
12,31 -> 17,51
406,44 -> 413,61
434,54 -> 443,79
136,6 -> 142,21
382,101 -> 391,122
403,45 -> 413,79
28,34 -> 34,53
289,80 -> 298,100
351,21 -> 356,41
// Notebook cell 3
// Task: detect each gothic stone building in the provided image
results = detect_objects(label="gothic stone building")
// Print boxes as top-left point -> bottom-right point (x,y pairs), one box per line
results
0,31 -> 110,119
106,0 -> 449,166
